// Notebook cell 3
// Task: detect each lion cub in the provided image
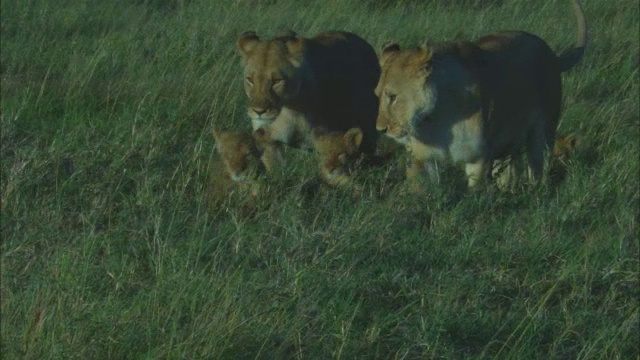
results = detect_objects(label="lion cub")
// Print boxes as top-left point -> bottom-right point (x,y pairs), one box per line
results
209,127 -> 282,200
312,127 -> 401,197
313,128 -> 366,187
550,134 -> 579,184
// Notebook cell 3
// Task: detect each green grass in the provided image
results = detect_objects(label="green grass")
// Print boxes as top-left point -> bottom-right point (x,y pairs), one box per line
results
1,0 -> 638,358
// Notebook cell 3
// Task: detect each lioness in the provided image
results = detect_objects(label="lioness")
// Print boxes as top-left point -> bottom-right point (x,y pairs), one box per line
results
375,0 -> 587,192
236,30 -> 380,183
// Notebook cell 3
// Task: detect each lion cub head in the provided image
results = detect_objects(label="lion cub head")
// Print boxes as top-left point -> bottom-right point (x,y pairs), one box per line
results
375,43 -> 439,145
550,134 -> 579,184
212,127 -> 269,183
313,128 -> 364,186
552,135 -> 578,162
236,31 -> 306,128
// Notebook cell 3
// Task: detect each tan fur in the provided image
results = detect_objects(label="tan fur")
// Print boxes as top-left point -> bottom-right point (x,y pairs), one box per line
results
210,127 -> 282,198
213,128 -> 264,183
549,134 -> 579,184
552,134 -> 578,161
313,128 -> 364,186
375,0 -> 587,192
236,30 -> 380,180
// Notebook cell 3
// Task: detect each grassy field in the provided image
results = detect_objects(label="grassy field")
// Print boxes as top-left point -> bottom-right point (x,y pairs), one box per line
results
1,0 -> 638,358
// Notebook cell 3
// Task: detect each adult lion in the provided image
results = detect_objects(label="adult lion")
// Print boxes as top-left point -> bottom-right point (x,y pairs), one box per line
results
375,0 -> 587,192
236,30 -> 380,183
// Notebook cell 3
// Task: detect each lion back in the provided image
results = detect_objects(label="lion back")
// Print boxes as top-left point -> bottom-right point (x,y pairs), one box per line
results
473,31 -> 563,155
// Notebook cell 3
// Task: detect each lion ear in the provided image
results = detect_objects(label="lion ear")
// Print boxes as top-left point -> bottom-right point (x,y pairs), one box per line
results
237,31 -> 260,58
245,128 -> 265,155
417,45 -> 434,71
380,42 -> 400,64
566,135 -> 578,149
285,36 -> 304,68
344,128 -> 364,149
254,127 -> 267,139
253,127 -> 270,146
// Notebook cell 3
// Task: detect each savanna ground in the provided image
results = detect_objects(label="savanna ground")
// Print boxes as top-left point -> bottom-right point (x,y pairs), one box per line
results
1,0 -> 638,358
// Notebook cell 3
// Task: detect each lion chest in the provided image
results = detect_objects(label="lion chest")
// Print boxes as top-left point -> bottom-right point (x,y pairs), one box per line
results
413,114 -> 484,164
259,107 -> 314,150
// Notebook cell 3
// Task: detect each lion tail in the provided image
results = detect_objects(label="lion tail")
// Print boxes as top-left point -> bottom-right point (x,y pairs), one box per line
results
558,0 -> 588,72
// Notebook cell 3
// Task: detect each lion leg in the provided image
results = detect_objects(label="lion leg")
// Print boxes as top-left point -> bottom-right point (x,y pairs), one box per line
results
260,142 -> 285,174
493,153 -> 525,191
492,157 -> 513,190
525,121 -> 547,184
405,157 -> 424,193
465,160 -> 488,189
406,157 -> 440,193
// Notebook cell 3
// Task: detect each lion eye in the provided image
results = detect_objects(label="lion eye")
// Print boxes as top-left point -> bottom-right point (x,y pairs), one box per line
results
245,77 -> 254,87
272,78 -> 284,86
387,93 -> 397,104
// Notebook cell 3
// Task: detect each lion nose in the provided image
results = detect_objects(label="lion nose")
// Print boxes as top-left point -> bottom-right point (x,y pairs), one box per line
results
253,108 -> 267,116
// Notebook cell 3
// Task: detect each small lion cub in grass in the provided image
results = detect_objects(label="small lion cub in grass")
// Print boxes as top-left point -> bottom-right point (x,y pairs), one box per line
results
313,127 -> 367,187
311,127 -> 399,198
209,127 -> 283,203
550,134 -> 579,184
